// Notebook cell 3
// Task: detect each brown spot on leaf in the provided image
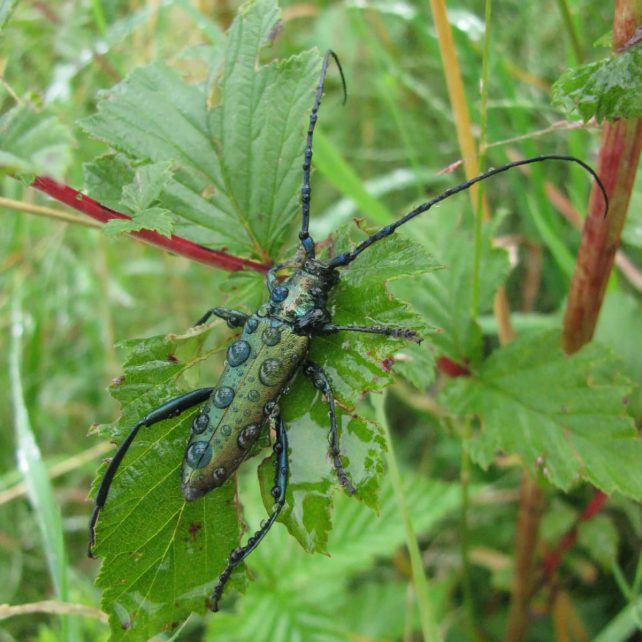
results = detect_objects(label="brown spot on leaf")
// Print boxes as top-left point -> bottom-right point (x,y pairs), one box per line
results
188,521 -> 203,543
381,357 -> 394,372
167,353 -> 179,363
111,375 -> 125,386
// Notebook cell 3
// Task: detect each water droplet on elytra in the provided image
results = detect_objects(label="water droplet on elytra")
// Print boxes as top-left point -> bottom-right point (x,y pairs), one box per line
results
259,358 -> 283,386
227,340 -> 251,367
213,386 -> 235,408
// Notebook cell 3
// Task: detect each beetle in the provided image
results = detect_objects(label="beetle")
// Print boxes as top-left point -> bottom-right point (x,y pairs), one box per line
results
88,50 -> 608,611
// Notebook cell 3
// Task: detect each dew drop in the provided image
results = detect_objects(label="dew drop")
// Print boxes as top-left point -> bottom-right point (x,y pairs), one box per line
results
220,424 -> 232,437
192,413 -> 210,434
237,424 -> 260,450
227,340 -> 251,367
186,441 -> 212,469
213,386 -> 235,408
213,466 -> 226,482
247,389 -> 260,402
245,318 -> 259,334
270,285 -> 289,302
261,327 -> 281,346
259,358 -> 283,386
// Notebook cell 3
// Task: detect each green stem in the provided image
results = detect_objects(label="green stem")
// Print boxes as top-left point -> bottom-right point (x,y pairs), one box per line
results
471,0 -> 492,319
554,0 -> 584,63
459,420 -> 476,638
373,392 -> 442,642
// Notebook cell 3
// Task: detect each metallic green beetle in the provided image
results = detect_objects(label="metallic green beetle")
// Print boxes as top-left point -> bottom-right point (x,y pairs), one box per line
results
89,51 -> 608,611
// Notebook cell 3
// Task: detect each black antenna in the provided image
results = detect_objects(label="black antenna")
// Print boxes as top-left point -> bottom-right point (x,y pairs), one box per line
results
328,155 -> 609,268
299,50 -> 347,259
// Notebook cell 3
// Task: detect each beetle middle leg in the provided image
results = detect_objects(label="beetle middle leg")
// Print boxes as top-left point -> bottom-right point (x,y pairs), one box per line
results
303,360 -> 356,496
209,407 -> 289,612
88,387 -> 214,557
193,307 -> 249,328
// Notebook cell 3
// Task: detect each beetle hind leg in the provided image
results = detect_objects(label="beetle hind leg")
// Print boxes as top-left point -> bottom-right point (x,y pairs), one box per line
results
209,409 -> 289,612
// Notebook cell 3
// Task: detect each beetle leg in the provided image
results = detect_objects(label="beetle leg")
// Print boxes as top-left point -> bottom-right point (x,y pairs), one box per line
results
303,361 -> 356,496
88,387 -> 214,558
193,307 -> 249,328
319,323 -> 421,344
210,408 -> 289,612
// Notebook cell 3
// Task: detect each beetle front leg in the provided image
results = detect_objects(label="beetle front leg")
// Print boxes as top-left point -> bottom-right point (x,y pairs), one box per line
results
193,307 -> 249,328
88,387 -> 214,557
303,361 -> 356,496
209,408 -> 289,612
320,323 -> 421,343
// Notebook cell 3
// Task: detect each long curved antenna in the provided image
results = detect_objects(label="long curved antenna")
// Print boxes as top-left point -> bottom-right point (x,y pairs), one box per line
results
299,50 -> 347,259
328,155 -> 609,268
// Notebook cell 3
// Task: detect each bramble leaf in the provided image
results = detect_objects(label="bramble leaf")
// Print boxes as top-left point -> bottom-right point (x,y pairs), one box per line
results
443,330 -> 642,499
79,0 -> 323,261
208,473 -> 463,641
552,44 -> 642,122
314,224 -> 440,406
0,103 -> 72,180
91,327 -> 241,641
393,212 -> 510,369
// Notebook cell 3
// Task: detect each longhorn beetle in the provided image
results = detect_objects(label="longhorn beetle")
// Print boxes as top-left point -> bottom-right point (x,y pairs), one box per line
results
89,51 -> 608,611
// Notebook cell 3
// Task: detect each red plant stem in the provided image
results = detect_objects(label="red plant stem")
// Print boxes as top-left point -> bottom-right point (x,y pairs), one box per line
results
504,475 -> 545,642
562,1 -> 642,354
541,491 -> 608,580
31,176 -> 269,274
506,4 -> 642,640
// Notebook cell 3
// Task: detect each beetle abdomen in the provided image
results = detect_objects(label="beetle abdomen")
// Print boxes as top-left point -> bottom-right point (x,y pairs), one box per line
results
181,315 -> 308,501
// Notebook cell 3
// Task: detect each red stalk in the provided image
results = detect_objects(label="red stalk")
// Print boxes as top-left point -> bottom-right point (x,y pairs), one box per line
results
31,176 -> 269,274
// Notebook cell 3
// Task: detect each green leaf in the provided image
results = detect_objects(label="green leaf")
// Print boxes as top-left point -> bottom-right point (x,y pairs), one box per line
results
103,207 -> 175,238
80,0 -> 323,261
443,330 -> 642,499
207,474 -> 462,642
578,514 -> 618,569
259,384 -> 386,554
312,224 -> 440,406
552,44 -> 642,122
0,103 -> 72,180
91,328 -> 242,641
120,161 -> 173,212
392,212 -> 510,368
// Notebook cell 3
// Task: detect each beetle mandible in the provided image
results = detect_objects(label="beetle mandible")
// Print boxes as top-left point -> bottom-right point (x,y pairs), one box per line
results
88,50 -> 608,611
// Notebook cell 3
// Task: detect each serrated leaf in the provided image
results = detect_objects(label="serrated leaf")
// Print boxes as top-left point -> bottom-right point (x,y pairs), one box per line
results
207,474 -> 462,642
83,153 -> 136,211
443,330 -> 642,499
91,328 -> 242,641
0,103 -> 72,180
121,161 -> 173,211
257,381 -> 386,554
312,225 -> 439,406
80,0 -> 322,261
552,45 -> 642,122
392,213 -> 509,368
103,207 -> 174,238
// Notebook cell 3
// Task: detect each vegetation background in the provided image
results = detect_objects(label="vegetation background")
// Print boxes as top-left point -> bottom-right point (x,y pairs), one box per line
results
0,1 -> 641,641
